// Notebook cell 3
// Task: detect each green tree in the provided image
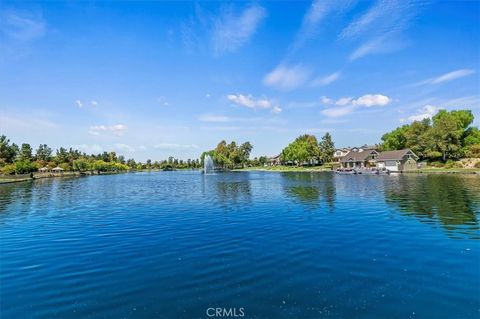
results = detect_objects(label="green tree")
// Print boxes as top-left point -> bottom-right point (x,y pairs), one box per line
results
404,119 -> 431,159
381,125 -> 409,151
19,143 -> 33,161
319,132 -> 335,163
281,134 -> 320,166
35,144 -> 52,161
0,135 -> 18,165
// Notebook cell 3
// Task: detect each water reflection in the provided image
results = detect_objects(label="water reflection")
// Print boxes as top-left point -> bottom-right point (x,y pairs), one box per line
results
282,172 -> 336,211
383,175 -> 480,238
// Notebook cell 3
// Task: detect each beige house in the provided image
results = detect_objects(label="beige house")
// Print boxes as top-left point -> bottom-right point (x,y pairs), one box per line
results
340,150 -> 378,169
376,149 -> 418,172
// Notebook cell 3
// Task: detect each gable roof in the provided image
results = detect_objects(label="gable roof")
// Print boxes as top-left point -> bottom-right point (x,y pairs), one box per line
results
340,150 -> 377,162
376,149 -> 418,161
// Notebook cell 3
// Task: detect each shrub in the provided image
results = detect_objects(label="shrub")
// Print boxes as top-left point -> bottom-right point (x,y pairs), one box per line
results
474,162 -> 480,169
14,160 -> 38,174
1,163 -> 16,175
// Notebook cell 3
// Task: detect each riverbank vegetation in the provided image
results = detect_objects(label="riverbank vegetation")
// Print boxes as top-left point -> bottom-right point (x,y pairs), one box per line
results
0,135 -> 201,175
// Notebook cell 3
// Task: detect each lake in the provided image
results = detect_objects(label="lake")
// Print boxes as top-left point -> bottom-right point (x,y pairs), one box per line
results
1,172 -> 479,318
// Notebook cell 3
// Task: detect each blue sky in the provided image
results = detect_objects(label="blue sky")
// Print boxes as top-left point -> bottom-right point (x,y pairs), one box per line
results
1,0 -> 479,161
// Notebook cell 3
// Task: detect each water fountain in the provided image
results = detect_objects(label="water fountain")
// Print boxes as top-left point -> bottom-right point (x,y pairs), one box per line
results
204,155 -> 214,174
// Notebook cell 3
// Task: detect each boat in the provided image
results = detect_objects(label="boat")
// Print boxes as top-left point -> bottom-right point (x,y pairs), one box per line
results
335,168 -> 357,174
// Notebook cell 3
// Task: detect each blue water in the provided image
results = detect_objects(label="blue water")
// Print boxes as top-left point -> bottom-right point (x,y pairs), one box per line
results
1,172 -> 479,318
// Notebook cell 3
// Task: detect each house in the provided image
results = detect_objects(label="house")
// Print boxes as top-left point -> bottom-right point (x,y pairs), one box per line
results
376,149 -> 418,172
267,154 -> 281,166
340,150 -> 378,169
333,148 -> 350,162
333,144 -> 379,162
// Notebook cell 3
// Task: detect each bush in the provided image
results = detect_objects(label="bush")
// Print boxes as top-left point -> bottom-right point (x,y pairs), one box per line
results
429,161 -> 444,168
474,162 -> 480,169
14,160 -> 38,174
1,163 -> 16,175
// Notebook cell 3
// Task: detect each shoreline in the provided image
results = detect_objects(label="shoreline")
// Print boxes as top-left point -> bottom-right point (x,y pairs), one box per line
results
2,167 -> 479,185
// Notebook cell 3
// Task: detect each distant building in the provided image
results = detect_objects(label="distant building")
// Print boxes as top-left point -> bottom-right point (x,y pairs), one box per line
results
376,149 -> 419,172
340,150 -> 378,169
267,154 -> 281,166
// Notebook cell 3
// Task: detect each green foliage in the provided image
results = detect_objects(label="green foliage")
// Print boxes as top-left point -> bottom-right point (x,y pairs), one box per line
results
381,109 -> 477,162
1,163 -> 16,175
14,160 -> 39,174
202,140 -> 253,169
319,133 -> 335,163
36,144 -> 52,161
0,135 -> 19,165
381,125 -> 409,151
281,134 -> 320,165
19,143 -> 33,161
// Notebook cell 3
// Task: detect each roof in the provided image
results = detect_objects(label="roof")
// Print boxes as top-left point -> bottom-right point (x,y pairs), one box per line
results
340,150 -> 377,162
376,149 -> 418,161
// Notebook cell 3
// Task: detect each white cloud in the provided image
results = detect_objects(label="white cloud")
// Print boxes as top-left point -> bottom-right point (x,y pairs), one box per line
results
310,71 -> 340,87
263,64 -> 310,90
320,94 -> 391,117
271,106 -> 282,114
321,106 -> 355,118
205,93 -> 211,98
154,143 -> 199,150
335,97 -> 353,106
212,5 -> 266,55
0,11 -> 46,41
91,100 -> 98,106
75,100 -> 83,108
404,104 -> 438,122
89,124 -> 127,136
320,96 -> 333,105
198,114 -> 231,122
227,94 -> 281,113
424,69 -> 476,85
321,94 -> 391,107
353,94 -> 391,107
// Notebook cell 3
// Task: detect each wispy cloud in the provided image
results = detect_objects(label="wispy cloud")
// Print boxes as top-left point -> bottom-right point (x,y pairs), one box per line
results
227,94 -> 282,113
197,114 -> 232,123
292,0 -> 352,52
416,69 -> 476,85
212,5 -> 266,55
0,10 -> 46,41
89,124 -> 127,136
344,0 -> 422,60
263,64 -> 310,90
180,4 -> 266,56
310,71 -> 341,87
321,106 -> 355,118
75,100 -> 83,108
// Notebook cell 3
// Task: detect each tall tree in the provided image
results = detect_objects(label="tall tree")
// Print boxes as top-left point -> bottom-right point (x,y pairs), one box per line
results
35,144 -> 52,161
19,143 -> 33,161
319,132 -> 335,163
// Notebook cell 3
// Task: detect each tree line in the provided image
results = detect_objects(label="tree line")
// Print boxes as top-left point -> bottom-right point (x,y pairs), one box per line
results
380,109 -> 480,161
0,135 -> 202,175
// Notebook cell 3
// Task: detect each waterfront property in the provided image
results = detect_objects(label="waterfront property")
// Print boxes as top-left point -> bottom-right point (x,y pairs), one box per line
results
376,149 -> 419,172
340,149 -> 378,169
